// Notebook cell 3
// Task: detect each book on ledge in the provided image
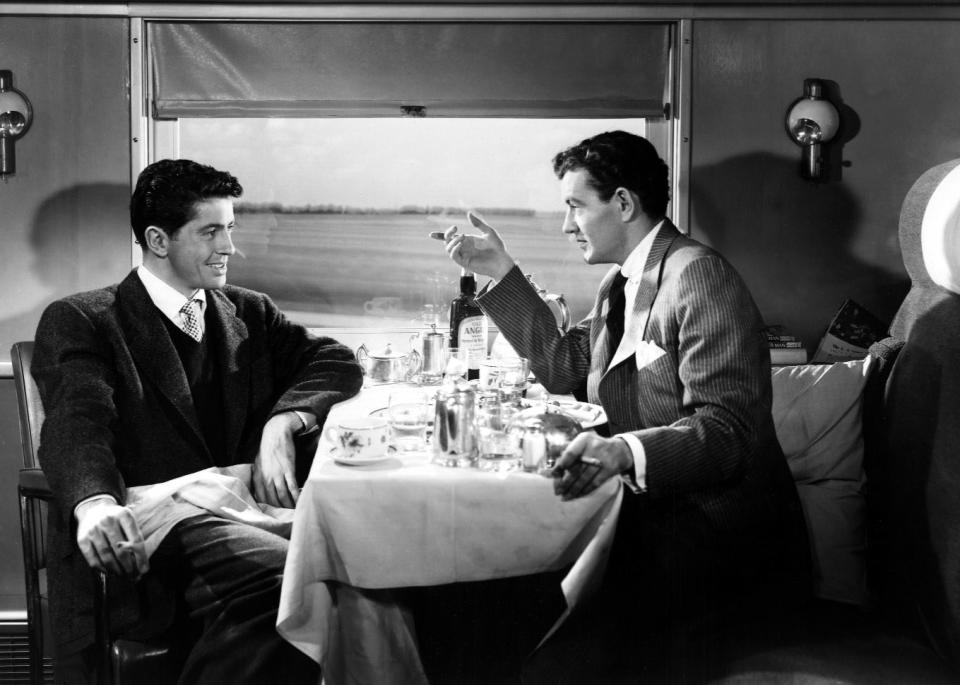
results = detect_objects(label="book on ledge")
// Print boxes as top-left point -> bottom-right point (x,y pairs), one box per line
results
764,326 -> 808,366
770,346 -> 809,365
812,299 -> 889,363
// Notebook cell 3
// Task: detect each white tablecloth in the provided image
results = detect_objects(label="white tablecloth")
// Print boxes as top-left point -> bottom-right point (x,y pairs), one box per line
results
277,382 -> 623,685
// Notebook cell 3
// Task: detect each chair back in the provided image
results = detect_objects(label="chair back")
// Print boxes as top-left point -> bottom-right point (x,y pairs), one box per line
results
882,160 -> 960,667
11,341 -> 43,469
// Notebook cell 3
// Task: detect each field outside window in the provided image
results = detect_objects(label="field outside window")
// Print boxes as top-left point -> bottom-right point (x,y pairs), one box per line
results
179,118 -> 648,329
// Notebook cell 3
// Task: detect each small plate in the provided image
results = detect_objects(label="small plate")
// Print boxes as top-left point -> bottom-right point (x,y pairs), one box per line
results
330,444 -> 397,466
523,398 -> 607,429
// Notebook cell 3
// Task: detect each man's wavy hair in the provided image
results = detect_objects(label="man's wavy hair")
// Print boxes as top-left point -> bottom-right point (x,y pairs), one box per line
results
130,159 -> 243,245
552,131 -> 670,219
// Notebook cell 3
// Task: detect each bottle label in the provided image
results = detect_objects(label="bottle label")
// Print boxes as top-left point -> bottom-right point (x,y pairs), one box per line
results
457,315 -> 486,368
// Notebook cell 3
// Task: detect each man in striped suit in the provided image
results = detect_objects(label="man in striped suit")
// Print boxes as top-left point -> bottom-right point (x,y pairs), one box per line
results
440,131 -> 810,681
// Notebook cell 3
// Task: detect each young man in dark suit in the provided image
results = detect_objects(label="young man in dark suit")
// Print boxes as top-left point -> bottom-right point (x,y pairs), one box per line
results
32,159 -> 363,683
438,131 -> 810,681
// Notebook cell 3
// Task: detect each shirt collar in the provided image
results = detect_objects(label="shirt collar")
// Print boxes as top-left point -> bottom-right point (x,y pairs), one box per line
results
137,264 -> 207,325
620,220 -> 664,282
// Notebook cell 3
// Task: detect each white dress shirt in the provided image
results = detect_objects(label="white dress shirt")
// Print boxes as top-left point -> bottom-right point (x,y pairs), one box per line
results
613,220 -> 664,491
137,264 -> 207,336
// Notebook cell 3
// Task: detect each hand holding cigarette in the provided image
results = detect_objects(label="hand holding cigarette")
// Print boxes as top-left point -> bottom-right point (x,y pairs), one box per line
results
550,433 -> 633,500
428,211 -> 516,281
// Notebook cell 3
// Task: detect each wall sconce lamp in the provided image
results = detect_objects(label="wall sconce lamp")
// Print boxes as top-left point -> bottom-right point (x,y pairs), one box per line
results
0,69 -> 33,180
785,79 -> 839,181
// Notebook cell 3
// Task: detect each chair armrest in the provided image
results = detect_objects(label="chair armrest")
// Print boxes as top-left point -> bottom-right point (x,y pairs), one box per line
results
19,467 -> 52,500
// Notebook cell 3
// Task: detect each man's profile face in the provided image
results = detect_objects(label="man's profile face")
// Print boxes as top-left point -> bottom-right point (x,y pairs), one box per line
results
559,168 -> 625,265
164,197 -> 236,296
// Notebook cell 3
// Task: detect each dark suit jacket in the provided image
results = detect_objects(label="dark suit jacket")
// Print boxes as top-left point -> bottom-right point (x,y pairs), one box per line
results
479,222 -> 807,575
32,269 -> 363,654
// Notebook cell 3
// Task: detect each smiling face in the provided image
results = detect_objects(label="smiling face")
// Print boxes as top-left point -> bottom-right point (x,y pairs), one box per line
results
162,197 -> 236,296
559,168 -> 628,265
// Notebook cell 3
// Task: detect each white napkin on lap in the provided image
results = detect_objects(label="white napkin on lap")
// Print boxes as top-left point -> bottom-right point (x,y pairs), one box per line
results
126,464 -> 294,558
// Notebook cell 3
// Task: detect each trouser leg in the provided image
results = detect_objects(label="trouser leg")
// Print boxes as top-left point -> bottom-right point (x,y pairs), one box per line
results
150,514 -> 319,685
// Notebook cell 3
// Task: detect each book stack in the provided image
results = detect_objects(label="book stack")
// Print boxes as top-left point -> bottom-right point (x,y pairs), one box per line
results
766,328 -> 808,366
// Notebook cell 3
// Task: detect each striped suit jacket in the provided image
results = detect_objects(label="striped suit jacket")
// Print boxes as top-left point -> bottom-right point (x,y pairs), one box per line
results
478,221 -> 804,539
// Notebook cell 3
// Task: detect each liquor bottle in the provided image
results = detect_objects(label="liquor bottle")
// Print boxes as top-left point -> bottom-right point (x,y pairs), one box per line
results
449,268 -> 486,381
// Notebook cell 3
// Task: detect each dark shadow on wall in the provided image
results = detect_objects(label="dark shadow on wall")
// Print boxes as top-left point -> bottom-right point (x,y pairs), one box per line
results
0,183 -> 130,350
690,152 -> 909,350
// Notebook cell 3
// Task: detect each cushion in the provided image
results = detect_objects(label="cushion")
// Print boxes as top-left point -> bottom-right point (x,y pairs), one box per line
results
770,359 -> 871,606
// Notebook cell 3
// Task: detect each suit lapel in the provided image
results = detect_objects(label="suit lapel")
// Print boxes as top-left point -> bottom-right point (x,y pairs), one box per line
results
117,271 -> 204,444
206,290 -> 250,460
607,221 -> 681,371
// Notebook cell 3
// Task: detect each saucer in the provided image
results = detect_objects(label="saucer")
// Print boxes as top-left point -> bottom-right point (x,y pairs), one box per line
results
330,444 -> 397,466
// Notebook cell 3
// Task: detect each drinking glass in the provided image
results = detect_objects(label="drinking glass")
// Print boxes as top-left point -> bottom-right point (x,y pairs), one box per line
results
478,356 -> 501,390
444,347 -> 469,381
475,390 -> 522,472
388,389 -> 431,451
496,356 -> 529,404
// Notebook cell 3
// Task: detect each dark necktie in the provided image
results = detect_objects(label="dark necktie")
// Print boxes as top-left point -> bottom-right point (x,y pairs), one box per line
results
605,271 -> 628,354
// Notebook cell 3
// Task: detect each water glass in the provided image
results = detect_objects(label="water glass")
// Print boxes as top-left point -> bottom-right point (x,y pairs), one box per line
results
388,389 -> 431,451
444,347 -> 469,381
496,356 -> 530,404
478,357 -> 502,390
475,391 -> 522,472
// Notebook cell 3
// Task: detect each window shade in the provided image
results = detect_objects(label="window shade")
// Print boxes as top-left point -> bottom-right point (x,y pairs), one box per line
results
149,21 -> 670,118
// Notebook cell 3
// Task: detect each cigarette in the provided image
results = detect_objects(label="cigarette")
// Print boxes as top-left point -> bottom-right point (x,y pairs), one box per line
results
428,231 -> 447,240
580,457 -> 602,466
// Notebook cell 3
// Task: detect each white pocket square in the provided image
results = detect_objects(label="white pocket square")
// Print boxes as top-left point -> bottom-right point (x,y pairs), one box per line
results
634,340 -> 667,369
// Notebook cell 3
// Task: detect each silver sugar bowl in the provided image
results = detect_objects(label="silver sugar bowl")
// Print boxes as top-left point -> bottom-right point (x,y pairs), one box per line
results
507,407 -> 583,473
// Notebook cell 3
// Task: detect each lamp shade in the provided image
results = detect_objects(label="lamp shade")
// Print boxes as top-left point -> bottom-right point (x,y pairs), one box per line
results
785,79 -> 839,146
0,69 -> 33,178
0,70 -> 32,138
785,79 -> 839,180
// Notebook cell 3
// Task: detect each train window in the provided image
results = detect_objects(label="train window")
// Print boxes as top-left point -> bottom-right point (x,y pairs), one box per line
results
178,117 -> 648,328
147,19 -> 677,329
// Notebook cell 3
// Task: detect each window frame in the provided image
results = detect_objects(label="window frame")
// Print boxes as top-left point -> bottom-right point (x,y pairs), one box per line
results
130,10 -> 691,340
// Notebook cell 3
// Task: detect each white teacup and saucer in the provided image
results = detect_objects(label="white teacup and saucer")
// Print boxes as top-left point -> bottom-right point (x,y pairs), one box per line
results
324,417 -> 395,466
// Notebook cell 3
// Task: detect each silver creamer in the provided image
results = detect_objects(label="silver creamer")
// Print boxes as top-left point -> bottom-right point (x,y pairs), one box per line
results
432,380 -> 477,467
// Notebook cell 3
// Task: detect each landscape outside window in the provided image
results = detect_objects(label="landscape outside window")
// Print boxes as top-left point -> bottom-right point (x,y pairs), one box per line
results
179,118 -> 647,329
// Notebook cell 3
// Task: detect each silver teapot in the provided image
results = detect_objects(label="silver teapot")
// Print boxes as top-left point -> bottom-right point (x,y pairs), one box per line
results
489,274 -> 570,360
356,342 -> 421,383
526,274 -> 570,333
507,405 -> 583,473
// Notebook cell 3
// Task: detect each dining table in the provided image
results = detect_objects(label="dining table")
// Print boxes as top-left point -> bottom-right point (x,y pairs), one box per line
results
276,379 -> 624,685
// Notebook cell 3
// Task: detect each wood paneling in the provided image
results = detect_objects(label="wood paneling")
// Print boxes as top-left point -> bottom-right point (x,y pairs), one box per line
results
691,19 -> 960,348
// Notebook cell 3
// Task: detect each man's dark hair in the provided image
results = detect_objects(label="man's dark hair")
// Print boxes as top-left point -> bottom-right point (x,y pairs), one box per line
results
130,159 -> 243,245
552,130 -> 670,219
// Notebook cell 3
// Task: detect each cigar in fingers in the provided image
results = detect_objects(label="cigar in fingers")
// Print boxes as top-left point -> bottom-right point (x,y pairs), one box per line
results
428,225 -> 457,241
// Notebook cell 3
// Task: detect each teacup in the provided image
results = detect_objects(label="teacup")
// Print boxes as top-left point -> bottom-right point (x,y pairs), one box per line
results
324,417 -> 389,460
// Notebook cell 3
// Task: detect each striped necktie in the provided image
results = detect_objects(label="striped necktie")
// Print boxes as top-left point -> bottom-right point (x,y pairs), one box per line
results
179,299 -> 203,342
605,271 -> 628,354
